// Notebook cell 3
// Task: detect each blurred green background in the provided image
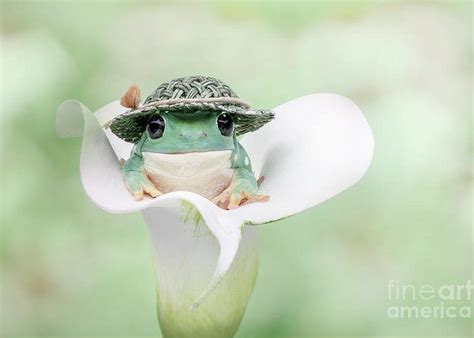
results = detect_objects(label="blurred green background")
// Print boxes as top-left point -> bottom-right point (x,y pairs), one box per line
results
1,1 -> 472,337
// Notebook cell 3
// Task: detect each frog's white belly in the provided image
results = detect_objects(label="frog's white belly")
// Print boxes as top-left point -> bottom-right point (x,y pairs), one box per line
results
142,150 -> 234,200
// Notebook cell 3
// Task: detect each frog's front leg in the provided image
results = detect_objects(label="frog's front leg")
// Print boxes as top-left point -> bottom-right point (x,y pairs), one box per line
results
122,154 -> 161,200
213,168 -> 269,210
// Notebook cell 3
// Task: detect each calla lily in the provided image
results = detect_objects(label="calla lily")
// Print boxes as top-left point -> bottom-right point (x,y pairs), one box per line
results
56,94 -> 374,337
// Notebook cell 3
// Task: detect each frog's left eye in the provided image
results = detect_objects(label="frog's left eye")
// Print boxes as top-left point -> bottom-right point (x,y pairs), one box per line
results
217,113 -> 234,137
147,115 -> 165,139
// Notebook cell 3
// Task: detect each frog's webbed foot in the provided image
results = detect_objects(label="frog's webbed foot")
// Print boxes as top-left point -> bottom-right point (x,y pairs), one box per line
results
212,181 -> 270,210
124,170 -> 161,200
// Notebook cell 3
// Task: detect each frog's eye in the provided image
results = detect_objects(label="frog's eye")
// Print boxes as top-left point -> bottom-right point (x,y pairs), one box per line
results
217,113 -> 234,137
147,115 -> 165,139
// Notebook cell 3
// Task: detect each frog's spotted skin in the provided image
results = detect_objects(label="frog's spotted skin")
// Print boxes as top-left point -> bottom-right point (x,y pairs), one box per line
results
231,139 -> 252,172
110,76 -> 273,209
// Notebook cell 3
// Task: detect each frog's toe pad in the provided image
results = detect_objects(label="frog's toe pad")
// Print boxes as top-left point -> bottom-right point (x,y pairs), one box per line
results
133,191 -> 144,201
143,185 -> 161,198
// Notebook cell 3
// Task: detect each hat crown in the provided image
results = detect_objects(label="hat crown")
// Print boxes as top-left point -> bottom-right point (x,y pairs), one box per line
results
144,76 -> 239,104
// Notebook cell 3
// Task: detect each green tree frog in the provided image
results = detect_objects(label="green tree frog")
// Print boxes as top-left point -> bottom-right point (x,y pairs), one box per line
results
109,76 -> 274,210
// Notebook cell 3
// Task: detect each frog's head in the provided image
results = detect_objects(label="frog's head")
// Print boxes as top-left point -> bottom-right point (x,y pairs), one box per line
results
140,110 -> 236,154
109,76 -> 274,149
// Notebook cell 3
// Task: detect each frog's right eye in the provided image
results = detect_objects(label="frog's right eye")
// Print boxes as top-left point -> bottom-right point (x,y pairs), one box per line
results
147,115 -> 165,139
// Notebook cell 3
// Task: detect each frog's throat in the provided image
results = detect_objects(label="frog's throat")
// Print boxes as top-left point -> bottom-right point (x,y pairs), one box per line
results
142,150 -> 234,200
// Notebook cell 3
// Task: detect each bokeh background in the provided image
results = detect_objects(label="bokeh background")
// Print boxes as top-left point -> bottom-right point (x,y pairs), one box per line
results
1,1 -> 472,337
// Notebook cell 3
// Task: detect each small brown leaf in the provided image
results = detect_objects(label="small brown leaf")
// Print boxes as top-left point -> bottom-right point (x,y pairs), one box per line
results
120,85 -> 141,109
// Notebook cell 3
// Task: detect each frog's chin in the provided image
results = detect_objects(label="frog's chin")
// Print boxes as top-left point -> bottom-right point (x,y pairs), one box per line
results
142,150 -> 234,200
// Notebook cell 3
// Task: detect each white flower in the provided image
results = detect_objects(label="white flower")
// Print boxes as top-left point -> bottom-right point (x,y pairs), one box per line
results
56,94 -> 373,336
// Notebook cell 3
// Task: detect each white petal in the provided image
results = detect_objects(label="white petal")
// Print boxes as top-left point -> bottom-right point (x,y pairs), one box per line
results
56,93 -> 373,306
56,100 -> 89,138
65,95 -> 373,224
56,100 -> 245,307
145,205 -> 258,335
94,101 -> 132,161
230,93 -> 374,224
57,100 -> 132,212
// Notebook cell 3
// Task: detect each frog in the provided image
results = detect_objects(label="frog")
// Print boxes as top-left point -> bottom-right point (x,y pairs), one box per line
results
109,76 -> 274,210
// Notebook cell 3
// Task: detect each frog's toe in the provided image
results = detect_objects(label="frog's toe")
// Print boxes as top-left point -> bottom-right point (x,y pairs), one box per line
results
143,183 -> 161,198
212,184 -> 269,210
124,178 -> 143,200
131,184 -> 160,201
226,191 -> 244,210
133,191 -> 144,201
244,193 -> 270,204
228,191 -> 270,209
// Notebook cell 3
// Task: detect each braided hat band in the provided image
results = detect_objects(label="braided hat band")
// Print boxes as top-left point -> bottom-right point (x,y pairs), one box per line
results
109,76 -> 274,143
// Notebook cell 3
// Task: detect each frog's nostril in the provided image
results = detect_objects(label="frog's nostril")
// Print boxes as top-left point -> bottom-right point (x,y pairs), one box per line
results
202,132 -> 208,137
179,133 -> 184,138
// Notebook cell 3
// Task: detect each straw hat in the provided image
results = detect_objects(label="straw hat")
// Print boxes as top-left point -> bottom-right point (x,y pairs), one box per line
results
109,75 -> 274,143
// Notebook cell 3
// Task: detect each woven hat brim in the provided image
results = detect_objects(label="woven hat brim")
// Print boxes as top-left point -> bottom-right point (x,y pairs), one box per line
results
109,102 -> 274,143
